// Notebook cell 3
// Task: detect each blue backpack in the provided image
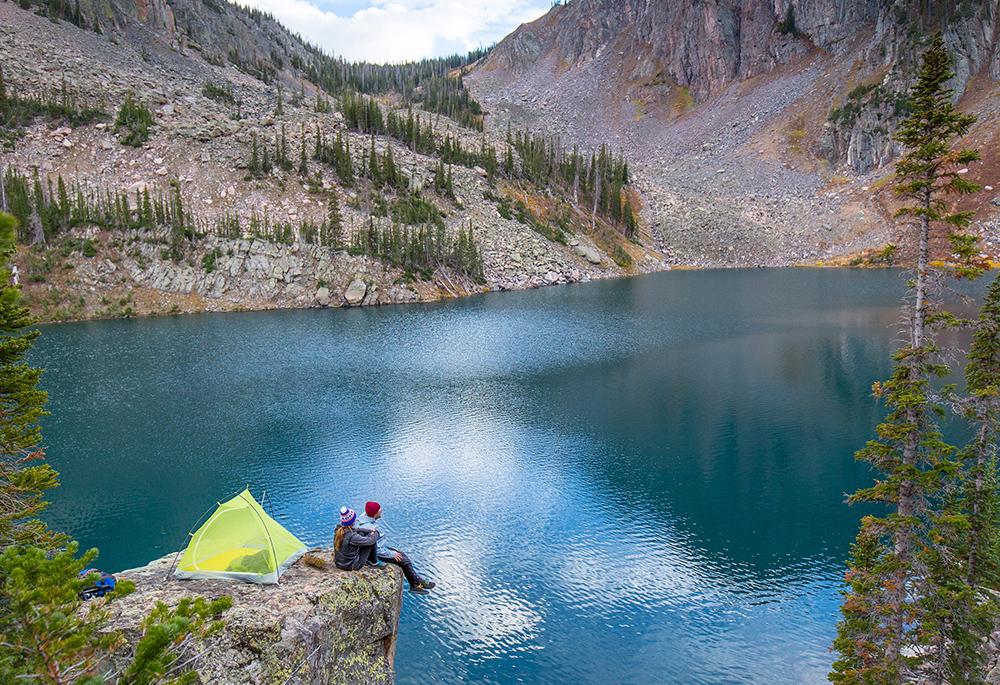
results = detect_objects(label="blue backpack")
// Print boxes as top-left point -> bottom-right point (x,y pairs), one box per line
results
78,568 -> 117,600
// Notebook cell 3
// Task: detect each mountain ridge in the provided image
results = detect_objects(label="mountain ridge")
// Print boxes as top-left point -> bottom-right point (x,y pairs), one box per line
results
467,0 -> 1000,266
0,0 -> 664,323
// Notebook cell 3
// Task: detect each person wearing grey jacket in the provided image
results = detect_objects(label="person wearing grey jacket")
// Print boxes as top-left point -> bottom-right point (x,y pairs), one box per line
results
359,500 -> 435,594
334,506 -> 379,571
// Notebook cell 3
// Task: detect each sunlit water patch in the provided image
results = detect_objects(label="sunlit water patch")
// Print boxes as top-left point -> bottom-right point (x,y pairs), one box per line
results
34,269 -> 955,684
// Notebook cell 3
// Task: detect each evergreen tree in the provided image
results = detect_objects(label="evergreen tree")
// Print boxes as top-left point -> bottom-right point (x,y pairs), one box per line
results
0,542 -> 231,682
278,123 -> 290,171
367,136 -> 382,188
831,33 -> 984,684
249,132 -> 260,177
434,161 -> 446,194
114,92 -> 154,147
325,192 -> 343,248
383,144 -> 398,189
963,274 -> 1000,590
924,274 -> 1000,684
261,142 -> 272,174
0,211 -> 54,548
299,125 -> 308,175
140,187 -> 153,228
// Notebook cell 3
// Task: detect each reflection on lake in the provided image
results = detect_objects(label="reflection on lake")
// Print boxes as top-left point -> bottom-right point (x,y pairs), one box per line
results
35,269 -> 937,683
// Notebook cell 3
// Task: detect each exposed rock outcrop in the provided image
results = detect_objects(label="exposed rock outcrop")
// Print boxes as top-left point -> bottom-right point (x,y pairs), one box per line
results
477,0 -> 877,101
474,0 -> 998,173
105,552 -> 403,685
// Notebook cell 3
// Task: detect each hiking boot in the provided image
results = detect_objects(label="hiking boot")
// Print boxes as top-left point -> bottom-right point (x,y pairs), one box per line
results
419,580 -> 436,590
409,584 -> 429,594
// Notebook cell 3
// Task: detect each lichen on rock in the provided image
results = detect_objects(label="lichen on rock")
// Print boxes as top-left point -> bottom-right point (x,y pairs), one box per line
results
102,551 -> 403,685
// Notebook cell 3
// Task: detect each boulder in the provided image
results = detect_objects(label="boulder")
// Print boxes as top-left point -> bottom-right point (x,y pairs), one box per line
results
103,551 -> 403,685
316,286 -> 331,307
572,244 -> 603,265
345,278 -> 367,306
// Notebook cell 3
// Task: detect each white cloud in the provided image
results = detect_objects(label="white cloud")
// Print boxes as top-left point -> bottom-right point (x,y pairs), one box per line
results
237,0 -> 550,64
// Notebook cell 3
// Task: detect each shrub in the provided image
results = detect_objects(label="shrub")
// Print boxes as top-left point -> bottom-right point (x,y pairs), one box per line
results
202,81 -> 236,105
115,92 -> 154,147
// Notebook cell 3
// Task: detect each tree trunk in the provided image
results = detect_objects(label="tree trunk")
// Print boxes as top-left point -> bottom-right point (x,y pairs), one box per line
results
573,161 -> 579,205
592,166 -> 600,232
29,208 -> 45,246
890,185 -> 932,666
968,407 -> 991,584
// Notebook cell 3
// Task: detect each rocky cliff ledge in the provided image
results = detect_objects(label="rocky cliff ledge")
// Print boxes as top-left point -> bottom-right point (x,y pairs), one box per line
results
105,551 -> 403,685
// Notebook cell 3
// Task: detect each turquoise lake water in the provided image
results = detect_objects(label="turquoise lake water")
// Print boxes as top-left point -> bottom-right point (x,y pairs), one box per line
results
33,269 -> 931,684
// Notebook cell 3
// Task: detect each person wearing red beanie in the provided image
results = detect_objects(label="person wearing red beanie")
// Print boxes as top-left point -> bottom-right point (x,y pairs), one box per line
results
359,501 -> 435,594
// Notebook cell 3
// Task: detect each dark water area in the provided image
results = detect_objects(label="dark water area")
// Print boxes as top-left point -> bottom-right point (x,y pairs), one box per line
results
33,268 -> 979,684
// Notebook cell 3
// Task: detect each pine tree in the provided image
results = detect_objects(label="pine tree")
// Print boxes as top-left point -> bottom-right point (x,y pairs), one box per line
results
0,211 -> 55,548
923,274 -> 1000,684
368,136 -> 382,188
964,274 -> 1000,589
0,542 -> 232,682
299,125 -> 308,175
141,187 -> 153,228
434,161 -> 446,194
341,133 -> 354,186
278,123 -> 290,171
326,191 -> 343,248
0,65 -> 7,107
831,33 -> 984,684
249,132 -> 260,177
383,144 -> 398,189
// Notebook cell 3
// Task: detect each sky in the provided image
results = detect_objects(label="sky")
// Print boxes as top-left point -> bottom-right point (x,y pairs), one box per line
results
237,0 -> 553,64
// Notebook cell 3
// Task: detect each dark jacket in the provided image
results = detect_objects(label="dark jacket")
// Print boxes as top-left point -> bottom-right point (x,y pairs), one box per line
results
334,525 -> 379,571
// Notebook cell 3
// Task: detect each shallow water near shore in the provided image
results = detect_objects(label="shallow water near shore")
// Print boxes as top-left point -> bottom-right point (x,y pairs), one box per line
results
34,268 -> 957,684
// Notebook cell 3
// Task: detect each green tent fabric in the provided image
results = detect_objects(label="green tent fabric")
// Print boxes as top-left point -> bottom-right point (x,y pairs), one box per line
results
174,489 -> 306,584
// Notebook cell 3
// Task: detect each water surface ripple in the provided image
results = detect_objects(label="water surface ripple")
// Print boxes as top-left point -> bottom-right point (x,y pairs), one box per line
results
34,269 -> 926,684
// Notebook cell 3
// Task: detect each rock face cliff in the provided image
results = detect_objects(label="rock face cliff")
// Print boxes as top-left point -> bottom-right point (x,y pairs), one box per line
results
474,0 -> 998,171
104,552 -> 403,685
468,0 -> 1000,266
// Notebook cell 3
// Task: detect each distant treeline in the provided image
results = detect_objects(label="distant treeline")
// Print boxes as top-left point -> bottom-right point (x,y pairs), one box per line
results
0,166 -> 485,281
337,92 -> 639,237
292,48 -> 488,130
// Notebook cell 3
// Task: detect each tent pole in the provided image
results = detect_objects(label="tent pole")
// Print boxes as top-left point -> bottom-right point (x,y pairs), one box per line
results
240,490 -> 281,583
164,487 -> 246,581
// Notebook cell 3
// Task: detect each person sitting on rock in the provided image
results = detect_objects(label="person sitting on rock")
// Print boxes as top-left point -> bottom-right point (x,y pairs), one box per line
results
359,500 -> 435,594
334,506 -> 379,571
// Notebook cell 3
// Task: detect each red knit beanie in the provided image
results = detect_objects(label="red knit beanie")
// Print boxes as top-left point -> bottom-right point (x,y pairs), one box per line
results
365,501 -> 381,517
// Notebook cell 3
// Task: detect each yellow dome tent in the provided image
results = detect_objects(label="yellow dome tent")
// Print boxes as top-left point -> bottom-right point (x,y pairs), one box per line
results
174,489 -> 306,584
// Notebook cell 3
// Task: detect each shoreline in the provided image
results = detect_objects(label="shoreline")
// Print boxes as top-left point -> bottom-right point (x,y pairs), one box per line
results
30,261 -> 915,326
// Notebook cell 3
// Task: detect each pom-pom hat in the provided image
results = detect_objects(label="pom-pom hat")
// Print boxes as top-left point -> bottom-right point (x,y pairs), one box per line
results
339,506 -> 356,526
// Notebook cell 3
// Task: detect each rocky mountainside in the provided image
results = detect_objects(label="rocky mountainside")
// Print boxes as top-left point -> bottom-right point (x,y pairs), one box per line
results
0,0 -> 663,322
468,0 -> 1000,266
